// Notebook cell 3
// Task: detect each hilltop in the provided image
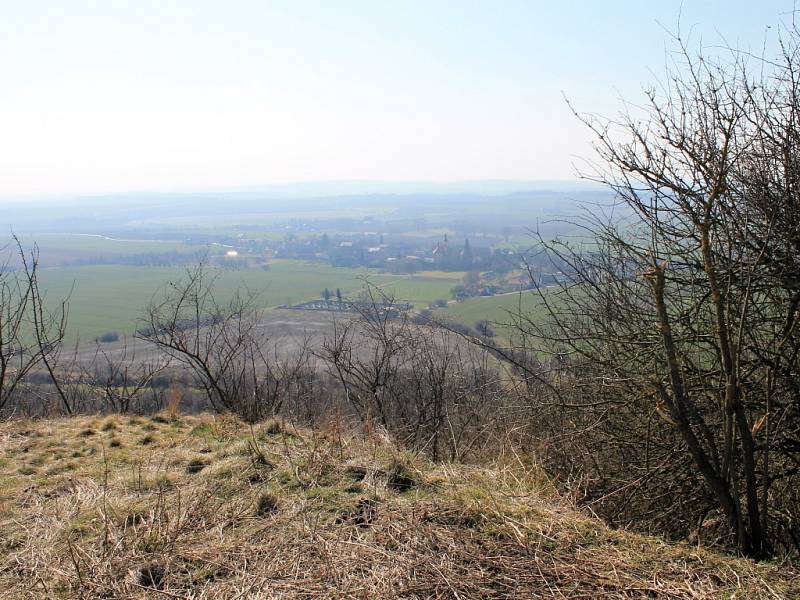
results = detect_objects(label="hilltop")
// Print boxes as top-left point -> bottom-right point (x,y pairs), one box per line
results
0,414 -> 796,599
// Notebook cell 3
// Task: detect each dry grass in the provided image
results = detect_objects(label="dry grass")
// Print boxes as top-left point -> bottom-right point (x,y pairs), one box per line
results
0,414 -> 796,599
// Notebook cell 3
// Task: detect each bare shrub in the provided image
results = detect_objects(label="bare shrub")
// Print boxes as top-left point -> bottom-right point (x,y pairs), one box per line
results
510,26 -> 800,558
137,264 -> 314,422
318,284 -> 505,461
0,238 -> 71,416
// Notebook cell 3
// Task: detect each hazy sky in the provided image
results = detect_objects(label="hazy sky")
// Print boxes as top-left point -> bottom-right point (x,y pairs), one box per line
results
0,1 -> 792,196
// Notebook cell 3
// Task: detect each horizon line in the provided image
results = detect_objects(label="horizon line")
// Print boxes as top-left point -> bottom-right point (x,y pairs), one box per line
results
0,177 -> 606,203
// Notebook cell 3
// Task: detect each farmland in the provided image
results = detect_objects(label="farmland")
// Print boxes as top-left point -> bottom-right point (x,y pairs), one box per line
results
435,290 -> 547,337
1,190 -> 588,345
37,260 -> 460,343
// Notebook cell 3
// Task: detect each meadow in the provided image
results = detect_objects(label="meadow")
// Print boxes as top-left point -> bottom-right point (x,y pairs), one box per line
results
7,232 -> 205,261
20,233 -> 198,255
435,290 -> 547,336
14,209 -> 551,345
33,246 -> 548,344
38,260 -> 460,342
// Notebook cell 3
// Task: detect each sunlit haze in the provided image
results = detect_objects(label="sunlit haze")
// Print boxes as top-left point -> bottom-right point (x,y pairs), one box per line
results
0,0 -> 790,197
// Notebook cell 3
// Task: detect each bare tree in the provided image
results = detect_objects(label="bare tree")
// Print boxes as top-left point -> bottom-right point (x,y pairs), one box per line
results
319,284 -> 413,429
83,337 -> 171,413
514,26 -> 800,558
319,282 -> 505,460
137,264 -> 310,421
0,238 -> 71,415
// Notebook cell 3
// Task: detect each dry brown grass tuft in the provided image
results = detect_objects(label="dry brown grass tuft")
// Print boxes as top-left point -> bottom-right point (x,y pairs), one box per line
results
0,414 -> 796,599
165,385 -> 183,419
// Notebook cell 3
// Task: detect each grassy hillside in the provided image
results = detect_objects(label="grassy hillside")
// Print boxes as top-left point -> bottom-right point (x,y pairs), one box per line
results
0,414 -> 795,598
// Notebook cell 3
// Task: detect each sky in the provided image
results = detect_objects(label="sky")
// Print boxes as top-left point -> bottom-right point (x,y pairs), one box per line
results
0,0 -> 793,197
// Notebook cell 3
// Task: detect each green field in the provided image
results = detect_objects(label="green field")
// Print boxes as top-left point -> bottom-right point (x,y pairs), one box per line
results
22,230 -> 547,344
435,290 -> 548,337
13,233 -> 202,256
37,260 -> 460,342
